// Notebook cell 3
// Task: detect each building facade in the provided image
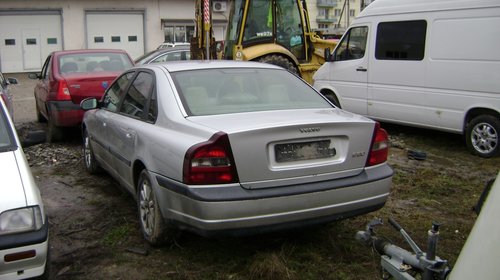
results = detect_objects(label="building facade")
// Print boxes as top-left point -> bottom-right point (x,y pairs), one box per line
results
308,0 -> 373,36
0,0 -> 228,73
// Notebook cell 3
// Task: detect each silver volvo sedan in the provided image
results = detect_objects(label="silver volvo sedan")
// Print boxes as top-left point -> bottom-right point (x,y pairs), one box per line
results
80,61 -> 392,245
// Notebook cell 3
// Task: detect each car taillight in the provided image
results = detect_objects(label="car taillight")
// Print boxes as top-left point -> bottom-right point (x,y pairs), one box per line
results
55,79 -> 72,101
183,132 -> 239,185
367,122 -> 389,166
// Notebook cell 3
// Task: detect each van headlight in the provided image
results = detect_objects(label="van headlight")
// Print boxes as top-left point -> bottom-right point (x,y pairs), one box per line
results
0,206 -> 43,235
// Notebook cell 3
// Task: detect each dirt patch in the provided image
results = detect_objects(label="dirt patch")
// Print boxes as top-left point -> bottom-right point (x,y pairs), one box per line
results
19,121 -> 499,279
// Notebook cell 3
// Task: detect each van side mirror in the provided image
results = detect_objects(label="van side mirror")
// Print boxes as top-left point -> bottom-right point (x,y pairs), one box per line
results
324,48 -> 332,62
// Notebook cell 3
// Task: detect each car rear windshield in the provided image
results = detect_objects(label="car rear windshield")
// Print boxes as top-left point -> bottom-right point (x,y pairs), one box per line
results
0,105 -> 16,152
171,68 -> 332,116
59,52 -> 133,74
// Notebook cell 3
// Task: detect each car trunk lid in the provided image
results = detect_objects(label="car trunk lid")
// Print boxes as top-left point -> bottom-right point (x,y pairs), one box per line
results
62,72 -> 119,104
187,109 -> 376,189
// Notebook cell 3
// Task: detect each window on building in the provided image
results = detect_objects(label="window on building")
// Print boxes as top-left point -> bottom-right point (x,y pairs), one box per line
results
164,25 -> 195,43
128,36 -> 138,42
175,26 -> 186,43
349,9 -> 356,17
111,36 -> 121,43
94,37 -> 104,43
47,38 -> 57,45
26,38 -> 37,45
375,20 -> 427,60
334,9 -> 341,16
5,39 -> 15,46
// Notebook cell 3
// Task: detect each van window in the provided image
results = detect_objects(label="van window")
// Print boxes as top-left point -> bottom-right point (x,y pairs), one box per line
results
375,20 -> 427,60
334,26 -> 368,61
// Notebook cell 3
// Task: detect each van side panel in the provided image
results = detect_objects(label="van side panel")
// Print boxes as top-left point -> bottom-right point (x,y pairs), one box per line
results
428,14 -> 500,94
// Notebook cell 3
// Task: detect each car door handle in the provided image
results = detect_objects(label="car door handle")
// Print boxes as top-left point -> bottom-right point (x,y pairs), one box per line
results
356,67 -> 367,72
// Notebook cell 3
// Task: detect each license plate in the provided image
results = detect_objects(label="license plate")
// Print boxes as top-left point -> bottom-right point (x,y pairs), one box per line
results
275,140 -> 336,163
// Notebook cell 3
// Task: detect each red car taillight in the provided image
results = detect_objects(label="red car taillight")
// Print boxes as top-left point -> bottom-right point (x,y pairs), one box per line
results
367,122 -> 389,166
183,132 -> 239,185
55,79 -> 72,101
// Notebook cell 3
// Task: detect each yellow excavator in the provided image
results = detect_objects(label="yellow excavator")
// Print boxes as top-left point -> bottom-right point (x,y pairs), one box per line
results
191,0 -> 337,84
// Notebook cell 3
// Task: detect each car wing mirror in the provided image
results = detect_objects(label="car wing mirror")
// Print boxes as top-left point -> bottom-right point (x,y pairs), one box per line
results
28,73 -> 41,80
7,77 -> 18,85
80,97 -> 98,110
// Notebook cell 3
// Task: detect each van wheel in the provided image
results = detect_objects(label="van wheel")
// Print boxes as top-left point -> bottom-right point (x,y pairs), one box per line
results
322,91 -> 341,108
465,115 -> 499,158
258,55 -> 298,76
137,169 -> 171,246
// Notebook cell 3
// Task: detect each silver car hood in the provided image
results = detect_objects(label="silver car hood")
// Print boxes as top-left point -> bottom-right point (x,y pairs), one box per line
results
187,108 -> 376,189
0,151 -> 27,213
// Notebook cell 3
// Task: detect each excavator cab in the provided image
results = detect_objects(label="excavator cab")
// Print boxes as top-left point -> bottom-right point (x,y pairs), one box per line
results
223,0 -> 336,83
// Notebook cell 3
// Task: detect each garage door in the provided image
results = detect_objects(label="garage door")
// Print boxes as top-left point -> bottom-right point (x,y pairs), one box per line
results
86,13 -> 144,60
0,13 -> 62,73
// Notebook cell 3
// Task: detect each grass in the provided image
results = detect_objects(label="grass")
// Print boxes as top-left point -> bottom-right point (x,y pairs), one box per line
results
103,223 -> 133,246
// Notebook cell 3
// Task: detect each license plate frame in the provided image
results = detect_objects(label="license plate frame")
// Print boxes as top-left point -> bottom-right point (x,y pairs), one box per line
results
275,140 -> 336,163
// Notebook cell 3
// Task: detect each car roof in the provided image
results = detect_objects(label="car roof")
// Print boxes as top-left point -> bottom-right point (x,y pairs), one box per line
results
141,60 -> 283,73
52,49 -> 129,55
143,46 -> 190,57
155,45 -> 190,53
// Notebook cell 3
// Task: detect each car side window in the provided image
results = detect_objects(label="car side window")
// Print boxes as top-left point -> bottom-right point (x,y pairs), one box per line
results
334,26 -> 368,61
147,90 -> 157,123
120,71 -> 154,119
40,55 -> 52,80
102,72 -> 134,112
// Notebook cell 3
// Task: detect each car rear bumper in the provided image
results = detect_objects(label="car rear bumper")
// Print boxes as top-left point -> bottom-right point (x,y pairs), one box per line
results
48,100 -> 84,127
153,164 -> 393,236
0,220 -> 49,279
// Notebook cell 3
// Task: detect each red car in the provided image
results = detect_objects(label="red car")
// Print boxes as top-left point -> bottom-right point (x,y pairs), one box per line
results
30,49 -> 134,141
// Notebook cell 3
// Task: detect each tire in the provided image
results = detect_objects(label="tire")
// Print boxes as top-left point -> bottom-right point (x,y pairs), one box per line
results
137,169 -> 169,246
83,130 -> 101,174
35,99 -> 47,123
258,55 -> 298,76
322,91 -> 341,108
465,115 -> 500,158
46,118 -> 62,143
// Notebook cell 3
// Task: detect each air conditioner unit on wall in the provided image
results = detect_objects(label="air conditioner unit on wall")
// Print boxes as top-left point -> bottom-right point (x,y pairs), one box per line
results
213,1 -> 227,12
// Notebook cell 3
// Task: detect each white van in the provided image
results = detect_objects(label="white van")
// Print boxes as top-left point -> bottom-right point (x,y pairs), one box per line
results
313,0 -> 500,158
